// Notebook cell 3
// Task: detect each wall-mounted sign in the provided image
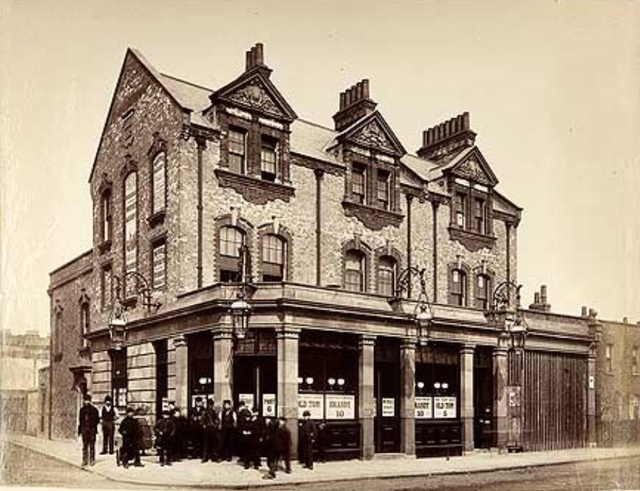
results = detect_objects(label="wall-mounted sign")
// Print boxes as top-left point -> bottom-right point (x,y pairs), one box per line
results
325,394 -> 355,420
239,393 -> 255,410
434,396 -> 457,419
263,393 -> 276,417
415,396 -> 433,419
382,398 -> 395,417
588,375 -> 595,389
298,393 -> 324,419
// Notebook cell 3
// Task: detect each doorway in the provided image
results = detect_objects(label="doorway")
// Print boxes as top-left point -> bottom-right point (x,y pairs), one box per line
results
374,338 -> 400,453
473,346 -> 494,449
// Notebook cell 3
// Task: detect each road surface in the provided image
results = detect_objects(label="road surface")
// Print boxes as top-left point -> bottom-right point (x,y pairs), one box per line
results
1,443 -> 639,490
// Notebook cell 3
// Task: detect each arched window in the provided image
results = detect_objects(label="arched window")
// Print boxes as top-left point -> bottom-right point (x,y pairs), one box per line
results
151,152 -> 167,214
80,298 -> 90,349
450,269 -> 468,306
345,250 -> 366,292
377,256 -> 396,297
101,189 -> 113,244
123,172 -> 138,275
219,226 -> 245,282
261,234 -> 286,282
475,274 -> 491,310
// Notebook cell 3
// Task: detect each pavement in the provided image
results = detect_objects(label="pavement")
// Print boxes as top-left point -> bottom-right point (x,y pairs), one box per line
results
4,433 -> 640,489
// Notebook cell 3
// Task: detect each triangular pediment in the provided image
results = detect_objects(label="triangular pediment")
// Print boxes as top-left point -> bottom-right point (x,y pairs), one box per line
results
211,68 -> 296,122
339,111 -> 406,156
449,147 -> 498,186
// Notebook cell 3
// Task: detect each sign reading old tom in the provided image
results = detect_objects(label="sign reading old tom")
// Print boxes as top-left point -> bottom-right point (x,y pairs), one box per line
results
298,393 -> 324,419
325,394 -> 355,420
433,396 -> 457,419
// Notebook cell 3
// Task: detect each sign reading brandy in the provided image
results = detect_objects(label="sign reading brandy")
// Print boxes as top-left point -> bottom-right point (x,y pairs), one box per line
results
415,396 -> 433,419
325,394 -> 355,420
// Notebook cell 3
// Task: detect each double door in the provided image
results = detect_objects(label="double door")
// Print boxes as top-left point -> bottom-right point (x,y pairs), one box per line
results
374,361 -> 400,453
233,356 -> 277,417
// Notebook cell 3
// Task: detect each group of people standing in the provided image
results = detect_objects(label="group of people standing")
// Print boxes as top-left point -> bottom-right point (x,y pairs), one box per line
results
78,394 -> 326,478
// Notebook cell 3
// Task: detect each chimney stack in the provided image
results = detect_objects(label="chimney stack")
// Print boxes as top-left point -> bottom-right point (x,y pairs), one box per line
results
581,306 -> 588,317
529,285 -> 551,312
417,111 -> 476,161
623,317 -> 629,324
333,79 -> 377,132
245,42 -> 267,71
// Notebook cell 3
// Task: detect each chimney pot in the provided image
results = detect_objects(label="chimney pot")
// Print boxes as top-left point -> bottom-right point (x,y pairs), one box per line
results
581,306 -> 587,317
623,317 -> 629,324
356,82 -> 363,100
362,79 -> 370,99
255,43 -> 264,65
534,292 -> 540,304
245,50 -> 252,70
462,112 -> 470,130
540,285 -> 547,303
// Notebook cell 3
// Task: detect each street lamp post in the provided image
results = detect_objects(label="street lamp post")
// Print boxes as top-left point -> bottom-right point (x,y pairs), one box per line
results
485,280 -> 528,452
108,271 -> 162,350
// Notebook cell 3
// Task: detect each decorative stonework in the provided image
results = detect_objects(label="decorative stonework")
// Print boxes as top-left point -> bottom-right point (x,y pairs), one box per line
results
215,168 -> 294,205
351,120 -> 396,154
228,80 -> 284,118
448,227 -> 496,252
456,158 -> 490,184
342,200 -> 404,231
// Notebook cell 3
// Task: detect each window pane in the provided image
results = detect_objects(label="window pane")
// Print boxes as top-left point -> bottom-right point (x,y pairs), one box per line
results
229,129 -> 246,174
262,234 -> 284,265
123,173 -> 138,279
378,256 -> 395,296
102,192 -> 112,242
377,172 -> 389,209
219,227 -> 244,257
352,167 -> 365,203
152,242 -> 166,290
261,137 -> 277,180
152,153 -> 166,213
345,251 -> 364,292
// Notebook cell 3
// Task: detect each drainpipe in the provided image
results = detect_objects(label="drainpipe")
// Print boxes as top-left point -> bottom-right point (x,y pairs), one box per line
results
315,169 -> 324,286
196,138 -> 205,289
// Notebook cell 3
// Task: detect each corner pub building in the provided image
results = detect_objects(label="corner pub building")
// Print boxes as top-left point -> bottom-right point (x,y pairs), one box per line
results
48,43 -> 599,460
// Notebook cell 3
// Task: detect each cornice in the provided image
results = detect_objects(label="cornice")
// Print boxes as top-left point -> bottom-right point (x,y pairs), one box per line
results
215,168 -> 295,205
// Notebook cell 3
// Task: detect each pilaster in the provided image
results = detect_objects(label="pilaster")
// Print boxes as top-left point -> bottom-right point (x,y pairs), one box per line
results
213,327 -> 234,405
460,344 -> 475,453
400,338 -> 416,455
277,326 -> 300,458
358,334 -> 376,460
173,335 -> 188,411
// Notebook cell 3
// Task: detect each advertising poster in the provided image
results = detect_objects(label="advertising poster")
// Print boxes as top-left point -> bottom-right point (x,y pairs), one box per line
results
434,396 -> 457,418
382,397 -> 395,417
262,393 -> 276,417
415,396 -> 433,419
325,394 -> 355,420
298,393 -> 324,419
239,393 -> 254,410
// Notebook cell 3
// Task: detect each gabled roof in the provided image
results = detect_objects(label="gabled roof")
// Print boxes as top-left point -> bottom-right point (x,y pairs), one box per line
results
427,146 -> 498,186
334,110 -> 406,156
210,66 -> 297,121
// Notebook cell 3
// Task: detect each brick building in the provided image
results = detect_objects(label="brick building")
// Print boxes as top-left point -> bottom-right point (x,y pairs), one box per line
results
48,44 -> 599,457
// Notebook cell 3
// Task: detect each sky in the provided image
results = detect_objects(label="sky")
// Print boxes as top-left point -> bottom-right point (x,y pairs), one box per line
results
1,0 -> 639,335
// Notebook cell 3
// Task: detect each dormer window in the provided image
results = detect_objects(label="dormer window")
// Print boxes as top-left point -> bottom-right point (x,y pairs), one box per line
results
260,135 -> 278,182
229,128 -> 247,174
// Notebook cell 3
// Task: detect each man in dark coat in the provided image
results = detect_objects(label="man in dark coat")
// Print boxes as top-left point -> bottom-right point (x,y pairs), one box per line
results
299,411 -> 317,470
154,409 -> 175,466
219,400 -> 237,461
243,407 -> 263,470
264,416 -> 291,479
201,398 -> 220,463
189,397 -> 205,458
236,401 -> 251,465
171,407 -> 187,461
77,394 -> 100,467
119,407 -> 143,468
100,395 -> 118,455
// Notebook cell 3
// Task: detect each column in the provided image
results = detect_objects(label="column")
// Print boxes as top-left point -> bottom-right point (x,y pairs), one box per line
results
173,335 -> 188,410
493,337 -> 509,451
460,344 -> 475,453
358,335 -> 376,459
587,349 -> 597,447
399,339 -> 416,456
213,327 -> 234,405
277,326 -> 300,458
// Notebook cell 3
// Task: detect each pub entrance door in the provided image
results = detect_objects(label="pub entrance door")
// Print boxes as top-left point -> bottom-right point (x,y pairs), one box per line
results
374,338 -> 400,453
473,346 -> 494,449
232,329 -> 277,417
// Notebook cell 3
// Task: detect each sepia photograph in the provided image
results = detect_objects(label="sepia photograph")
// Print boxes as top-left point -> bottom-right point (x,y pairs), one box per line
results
1,1 -> 639,490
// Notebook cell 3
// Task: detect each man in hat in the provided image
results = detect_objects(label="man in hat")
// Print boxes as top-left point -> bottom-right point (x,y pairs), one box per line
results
77,394 -> 100,467
219,399 -> 237,461
299,410 -> 317,470
154,409 -> 175,466
100,395 -> 118,455
201,398 -> 220,463
119,406 -> 143,468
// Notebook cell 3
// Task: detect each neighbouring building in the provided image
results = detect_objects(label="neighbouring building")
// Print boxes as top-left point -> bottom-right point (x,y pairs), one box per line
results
48,43 -> 602,458
0,329 -> 49,435
596,317 -> 640,446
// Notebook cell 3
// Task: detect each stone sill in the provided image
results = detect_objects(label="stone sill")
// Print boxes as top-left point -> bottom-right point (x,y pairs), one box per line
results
147,210 -> 166,228
342,200 -> 404,231
447,226 -> 496,252
215,168 -> 295,205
